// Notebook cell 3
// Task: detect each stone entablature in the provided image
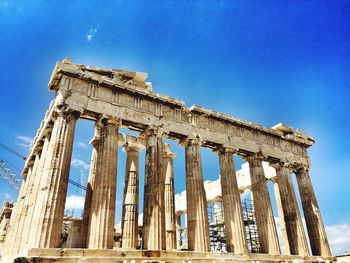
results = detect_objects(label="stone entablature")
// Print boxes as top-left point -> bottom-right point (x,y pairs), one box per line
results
23,59 -> 313,176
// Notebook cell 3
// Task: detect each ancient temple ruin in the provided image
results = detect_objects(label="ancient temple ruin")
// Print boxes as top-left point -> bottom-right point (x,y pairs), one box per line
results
0,59 -> 333,262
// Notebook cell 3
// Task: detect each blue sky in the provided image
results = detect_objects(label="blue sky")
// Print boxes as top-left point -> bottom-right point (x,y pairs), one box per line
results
0,0 -> 349,255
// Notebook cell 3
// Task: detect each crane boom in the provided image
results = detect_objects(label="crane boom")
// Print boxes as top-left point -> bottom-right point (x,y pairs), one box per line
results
0,159 -> 22,190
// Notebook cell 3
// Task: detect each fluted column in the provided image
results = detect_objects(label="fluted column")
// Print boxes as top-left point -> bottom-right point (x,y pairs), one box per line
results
1,169 -> 31,260
0,202 -> 13,243
23,135 -> 51,250
15,153 -> 41,254
121,144 -> 142,249
81,127 -> 100,248
295,166 -> 331,256
183,138 -> 210,252
34,110 -> 78,248
246,154 -> 280,254
218,148 -> 247,253
142,128 -> 166,250
272,163 -> 309,256
272,177 -> 290,255
87,118 -> 119,249
163,143 -> 177,250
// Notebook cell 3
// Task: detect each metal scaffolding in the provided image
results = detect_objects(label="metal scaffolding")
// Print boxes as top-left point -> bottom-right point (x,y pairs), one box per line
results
208,201 -> 226,252
242,199 -> 260,253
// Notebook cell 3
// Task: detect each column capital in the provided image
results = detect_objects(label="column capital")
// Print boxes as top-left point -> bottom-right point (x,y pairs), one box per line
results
119,133 -> 145,153
96,115 -> 121,128
42,123 -> 54,139
163,143 -> 177,159
243,152 -> 265,162
141,126 -> 165,138
269,161 -> 292,170
214,146 -> 236,155
123,143 -> 144,153
33,141 -> 44,156
52,108 -> 81,121
179,133 -> 203,147
89,126 -> 101,148
294,164 -> 310,173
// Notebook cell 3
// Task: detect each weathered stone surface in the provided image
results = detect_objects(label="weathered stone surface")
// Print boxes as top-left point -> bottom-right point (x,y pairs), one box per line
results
296,167 -> 331,257
3,109 -> 78,262
61,217 -> 82,248
35,111 -> 78,249
272,177 -> 290,255
246,154 -> 281,255
87,119 -> 119,249
81,127 -> 100,248
0,202 -> 13,245
142,128 -> 166,250
272,163 -> 309,256
163,144 -> 177,250
121,142 -> 143,249
23,60 -> 314,179
25,248 -> 336,262
218,148 -> 247,254
184,138 -> 210,252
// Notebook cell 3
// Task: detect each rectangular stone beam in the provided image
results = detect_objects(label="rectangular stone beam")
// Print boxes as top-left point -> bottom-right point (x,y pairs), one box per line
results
22,61 -> 314,177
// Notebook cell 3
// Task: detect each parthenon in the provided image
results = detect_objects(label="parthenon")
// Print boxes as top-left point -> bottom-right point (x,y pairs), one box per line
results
0,59 -> 333,262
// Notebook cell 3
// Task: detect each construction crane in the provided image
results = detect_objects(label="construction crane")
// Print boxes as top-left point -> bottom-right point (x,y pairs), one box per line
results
0,141 -> 86,192
0,159 -> 22,191
79,168 -> 86,196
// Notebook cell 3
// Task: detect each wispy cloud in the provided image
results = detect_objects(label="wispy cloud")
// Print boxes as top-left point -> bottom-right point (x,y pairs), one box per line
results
16,134 -> 33,148
65,195 -> 84,210
87,27 -> 97,42
326,223 -> 350,256
71,158 -> 90,170
2,193 -> 11,200
274,216 -> 350,256
76,141 -> 88,149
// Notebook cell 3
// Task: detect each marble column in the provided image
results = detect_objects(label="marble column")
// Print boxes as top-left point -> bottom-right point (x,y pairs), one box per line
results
295,166 -> 331,257
246,154 -> 280,255
142,128 -> 166,250
87,118 -> 119,249
81,127 -> 100,248
218,148 -> 247,253
0,203 -> 13,243
163,144 -> 177,250
1,169 -> 31,260
272,177 -> 290,255
272,163 -> 309,256
121,143 -> 142,249
15,153 -> 41,254
183,138 -> 210,252
35,110 -> 78,248
23,135 -> 51,250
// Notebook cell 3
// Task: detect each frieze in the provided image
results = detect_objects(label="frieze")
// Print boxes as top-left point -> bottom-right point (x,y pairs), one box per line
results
23,59 -> 315,177
70,77 -> 309,158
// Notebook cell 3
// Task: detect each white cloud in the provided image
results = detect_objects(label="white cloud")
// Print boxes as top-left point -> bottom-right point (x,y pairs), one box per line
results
71,158 -> 90,170
326,223 -> 350,256
65,195 -> 84,210
274,216 -> 350,256
76,142 -> 88,149
16,134 -> 33,148
87,27 -> 97,42
2,193 -> 11,199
